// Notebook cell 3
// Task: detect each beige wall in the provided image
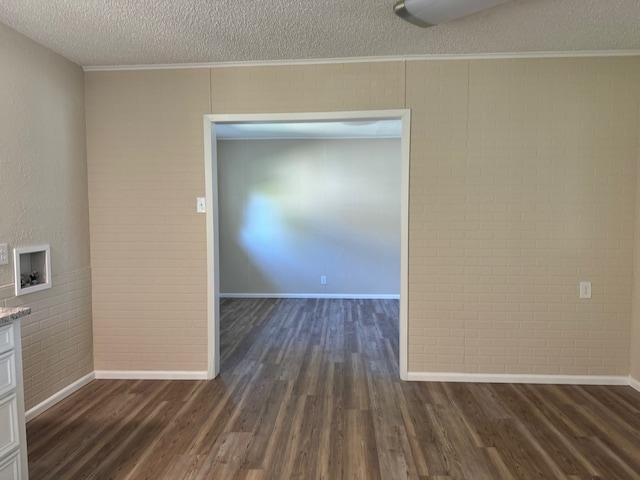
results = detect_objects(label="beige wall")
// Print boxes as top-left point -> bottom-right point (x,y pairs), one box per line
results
86,57 -> 640,378
218,138 -> 401,296
85,62 -> 404,372
632,124 -> 640,382
407,57 -> 639,375
0,22 -> 93,409
210,63 -> 406,114
85,69 -> 211,371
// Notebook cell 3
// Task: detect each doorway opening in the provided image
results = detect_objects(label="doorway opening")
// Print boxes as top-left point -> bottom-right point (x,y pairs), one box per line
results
203,110 -> 410,380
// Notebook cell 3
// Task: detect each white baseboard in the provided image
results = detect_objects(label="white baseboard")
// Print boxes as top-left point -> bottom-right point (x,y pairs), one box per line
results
94,370 -> 209,380
220,293 -> 400,299
25,372 -> 95,422
23,369 -> 640,423
406,371 -> 630,386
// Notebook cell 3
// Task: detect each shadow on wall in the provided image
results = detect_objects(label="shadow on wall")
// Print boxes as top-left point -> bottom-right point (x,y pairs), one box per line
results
218,138 -> 401,296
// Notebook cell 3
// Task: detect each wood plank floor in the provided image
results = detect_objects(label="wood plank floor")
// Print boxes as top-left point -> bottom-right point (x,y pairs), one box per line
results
27,298 -> 640,479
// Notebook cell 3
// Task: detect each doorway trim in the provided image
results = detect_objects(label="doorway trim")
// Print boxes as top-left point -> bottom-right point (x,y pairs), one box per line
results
203,109 -> 411,380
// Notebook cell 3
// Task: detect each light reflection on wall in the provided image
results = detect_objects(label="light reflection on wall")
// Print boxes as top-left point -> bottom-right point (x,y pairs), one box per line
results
218,138 -> 401,295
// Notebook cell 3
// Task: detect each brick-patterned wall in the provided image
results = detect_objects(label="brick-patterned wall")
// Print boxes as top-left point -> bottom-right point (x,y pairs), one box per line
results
86,57 -> 640,378
633,115 -> 640,381
406,60 -> 470,373
85,69 -> 211,371
0,269 -> 93,410
406,57 -> 640,375
85,62 -> 405,372
0,22 -> 93,411
210,62 -> 405,113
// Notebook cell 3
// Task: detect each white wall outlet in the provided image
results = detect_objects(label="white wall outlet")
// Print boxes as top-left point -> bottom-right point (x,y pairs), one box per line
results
0,244 -> 8,265
579,281 -> 592,299
196,197 -> 206,213
320,275 -> 327,285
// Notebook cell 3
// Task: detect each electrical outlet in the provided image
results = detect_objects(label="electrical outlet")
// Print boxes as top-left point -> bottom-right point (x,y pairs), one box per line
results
579,281 -> 591,299
0,244 -> 8,266
320,275 -> 327,285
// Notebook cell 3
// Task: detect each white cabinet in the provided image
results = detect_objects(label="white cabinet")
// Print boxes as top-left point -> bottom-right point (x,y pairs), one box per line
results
0,317 -> 28,480
0,352 -> 17,398
0,452 -> 21,480
0,394 -> 19,459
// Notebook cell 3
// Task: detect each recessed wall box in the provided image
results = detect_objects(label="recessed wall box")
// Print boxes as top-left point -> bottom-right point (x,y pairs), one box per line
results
14,245 -> 51,296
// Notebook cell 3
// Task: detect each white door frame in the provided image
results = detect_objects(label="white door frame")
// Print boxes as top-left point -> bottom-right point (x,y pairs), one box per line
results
203,110 -> 411,380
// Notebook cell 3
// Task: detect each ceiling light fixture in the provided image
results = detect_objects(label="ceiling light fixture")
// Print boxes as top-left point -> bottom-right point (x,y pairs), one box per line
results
394,0 -> 512,28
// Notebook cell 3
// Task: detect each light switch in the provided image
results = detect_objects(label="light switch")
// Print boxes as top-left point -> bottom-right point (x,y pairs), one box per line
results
0,244 -> 8,266
197,197 -> 206,213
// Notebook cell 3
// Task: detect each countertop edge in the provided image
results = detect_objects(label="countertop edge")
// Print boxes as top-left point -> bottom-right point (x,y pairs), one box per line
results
0,307 -> 31,324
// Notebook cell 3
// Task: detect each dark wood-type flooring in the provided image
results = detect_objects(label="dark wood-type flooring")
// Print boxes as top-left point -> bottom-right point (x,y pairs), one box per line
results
27,298 -> 640,479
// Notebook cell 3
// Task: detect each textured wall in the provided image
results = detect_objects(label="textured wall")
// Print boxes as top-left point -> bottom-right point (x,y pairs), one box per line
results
407,57 -> 640,376
210,62 -> 406,114
218,138 -> 401,296
85,69 -> 211,371
406,60 -> 470,373
2,272 -> 92,409
85,62 -> 404,372
0,22 -> 93,409
86,57 -> 640,378
632,130 -> 640,382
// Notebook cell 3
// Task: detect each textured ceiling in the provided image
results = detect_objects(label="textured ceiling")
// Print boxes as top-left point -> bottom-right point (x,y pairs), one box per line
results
0,0 -> 639,68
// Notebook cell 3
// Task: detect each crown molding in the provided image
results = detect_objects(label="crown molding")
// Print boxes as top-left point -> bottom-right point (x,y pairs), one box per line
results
83,50 -> 640,72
